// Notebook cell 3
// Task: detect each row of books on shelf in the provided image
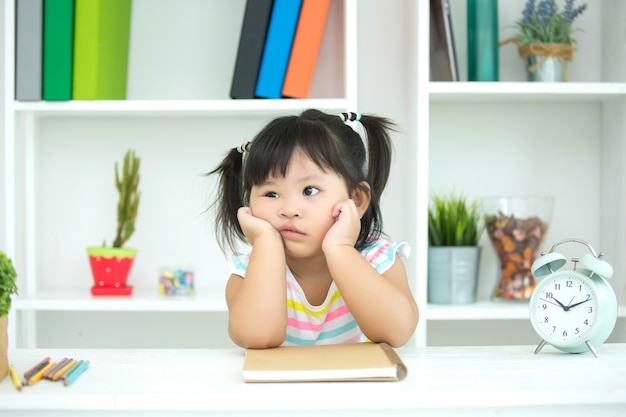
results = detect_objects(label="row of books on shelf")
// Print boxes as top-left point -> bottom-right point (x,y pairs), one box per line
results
15,0 -> 131,101
230,0 -> 331,100
14,0 -> 332,102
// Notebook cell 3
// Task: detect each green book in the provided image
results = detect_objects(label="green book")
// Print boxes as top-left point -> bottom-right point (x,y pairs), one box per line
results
43,0 -> 75,100
72,0 -> 132,100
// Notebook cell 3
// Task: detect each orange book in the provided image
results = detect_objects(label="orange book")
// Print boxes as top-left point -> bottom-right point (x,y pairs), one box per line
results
281,0 -> 331,98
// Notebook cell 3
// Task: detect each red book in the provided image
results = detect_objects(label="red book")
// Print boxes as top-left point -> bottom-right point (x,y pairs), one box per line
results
281,0 -> 331,98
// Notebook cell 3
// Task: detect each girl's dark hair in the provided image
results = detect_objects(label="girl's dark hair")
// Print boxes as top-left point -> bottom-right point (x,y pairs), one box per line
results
209,108 -> 396,254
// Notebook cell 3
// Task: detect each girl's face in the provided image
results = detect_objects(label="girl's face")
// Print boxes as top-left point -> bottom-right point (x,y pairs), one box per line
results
248,152 -> 351,258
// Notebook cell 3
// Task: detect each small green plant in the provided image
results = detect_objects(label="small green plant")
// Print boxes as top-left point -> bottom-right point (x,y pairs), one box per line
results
110,149 -> 141,248
511,0 -> 587,45
428,192 -> 482,247
0,251 -> 18,317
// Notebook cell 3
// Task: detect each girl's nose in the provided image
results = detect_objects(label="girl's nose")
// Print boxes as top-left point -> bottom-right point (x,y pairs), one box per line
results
280,202 -> 301,218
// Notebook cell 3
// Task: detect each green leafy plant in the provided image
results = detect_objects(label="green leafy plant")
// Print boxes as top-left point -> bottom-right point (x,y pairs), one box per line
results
511,0 -> 587,45
0,251 -> 18,317
109,149 -> 141,248
428,192 -> 483,247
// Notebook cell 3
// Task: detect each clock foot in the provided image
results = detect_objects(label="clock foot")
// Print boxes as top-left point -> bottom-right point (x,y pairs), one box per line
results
534,339 -> 547,355
585,340 -> 598,358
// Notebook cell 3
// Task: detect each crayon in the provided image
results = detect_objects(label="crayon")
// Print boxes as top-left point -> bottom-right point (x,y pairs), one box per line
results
9,365 -> 22,391
26,361 -> 56,386
63,360 -> 89,386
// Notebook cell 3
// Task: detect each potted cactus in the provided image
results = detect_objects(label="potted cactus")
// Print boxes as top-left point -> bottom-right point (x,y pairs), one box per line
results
0,251 -> 18,380
87,149 -> 141,296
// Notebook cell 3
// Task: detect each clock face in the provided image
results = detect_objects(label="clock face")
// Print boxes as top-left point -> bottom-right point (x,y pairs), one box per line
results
531,273 -> 598,346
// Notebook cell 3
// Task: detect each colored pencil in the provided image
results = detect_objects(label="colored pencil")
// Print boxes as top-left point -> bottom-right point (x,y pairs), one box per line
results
44,357 -> 69,379
22,356 -> 50,380
26,361 -> 56,386
51,358 -> 77,381
9,365 -> 22,391
63,360 -> 89,386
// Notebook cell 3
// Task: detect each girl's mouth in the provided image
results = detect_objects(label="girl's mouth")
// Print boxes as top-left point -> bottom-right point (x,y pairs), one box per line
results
280,228 -> 305,239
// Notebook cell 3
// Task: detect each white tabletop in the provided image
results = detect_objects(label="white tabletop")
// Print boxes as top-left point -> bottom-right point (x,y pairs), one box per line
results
1,344 -> 625,416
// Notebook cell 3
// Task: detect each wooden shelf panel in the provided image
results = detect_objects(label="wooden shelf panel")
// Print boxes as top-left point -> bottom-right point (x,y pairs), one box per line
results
426,302 -> 626,321
13,290 -> 227,312
429,82 -> 626,102
10,98 -> 353,117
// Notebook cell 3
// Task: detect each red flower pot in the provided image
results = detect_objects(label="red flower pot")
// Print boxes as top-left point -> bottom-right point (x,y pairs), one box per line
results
87,247 -> 136,296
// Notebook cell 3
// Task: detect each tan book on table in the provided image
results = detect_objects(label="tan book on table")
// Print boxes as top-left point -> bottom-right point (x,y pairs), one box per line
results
243,342 -> 407,382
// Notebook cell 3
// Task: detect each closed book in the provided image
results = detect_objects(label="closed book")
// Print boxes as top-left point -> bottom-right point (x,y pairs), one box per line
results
15,0 -> 43,101
281,0 -> 331,98
43,0 -> 75,100
243,342 -> 407,382
230,0 -> 274,99
254,0 -> 302,99
430,0 -> 458,82
72,0 -> 132,100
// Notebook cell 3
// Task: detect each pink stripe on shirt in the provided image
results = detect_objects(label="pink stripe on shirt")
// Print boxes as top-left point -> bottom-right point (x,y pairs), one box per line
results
287,304 -> 352,332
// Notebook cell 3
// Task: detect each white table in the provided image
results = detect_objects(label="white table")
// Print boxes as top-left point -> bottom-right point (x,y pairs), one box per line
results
1,344 -> 625,416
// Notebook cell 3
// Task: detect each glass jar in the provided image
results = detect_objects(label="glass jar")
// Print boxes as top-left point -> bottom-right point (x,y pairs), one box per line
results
483,197 -> 554,301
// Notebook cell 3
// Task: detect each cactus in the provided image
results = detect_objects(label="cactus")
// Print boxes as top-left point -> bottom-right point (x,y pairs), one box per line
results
111,149 -> 141,248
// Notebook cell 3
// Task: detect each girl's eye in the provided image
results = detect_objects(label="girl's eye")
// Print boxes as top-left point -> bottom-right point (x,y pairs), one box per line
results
265,191 -> 279,198
303,186 -> 320,196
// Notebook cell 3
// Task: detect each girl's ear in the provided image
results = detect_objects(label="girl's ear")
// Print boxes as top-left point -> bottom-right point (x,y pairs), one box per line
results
351,181 -> 371,218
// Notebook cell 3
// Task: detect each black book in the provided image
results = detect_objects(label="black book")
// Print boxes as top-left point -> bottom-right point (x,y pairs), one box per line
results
430,0 -> 458,82
230,0 -> 275,99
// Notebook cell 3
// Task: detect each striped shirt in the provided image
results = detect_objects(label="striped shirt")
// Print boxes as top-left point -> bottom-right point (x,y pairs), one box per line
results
228,237 -> 410,346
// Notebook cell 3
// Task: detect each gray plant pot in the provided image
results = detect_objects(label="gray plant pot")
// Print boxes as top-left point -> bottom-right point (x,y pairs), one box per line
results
428,246 -> 482,304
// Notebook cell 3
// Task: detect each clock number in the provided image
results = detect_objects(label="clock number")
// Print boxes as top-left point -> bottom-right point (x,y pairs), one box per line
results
566,280 -> 573,288
554,283 -> 560,290
588,306 -> 593,314
541,303 -> 547,310
575,328 -> 580,335
545,292 -> 553,299
563,330 -> 568,337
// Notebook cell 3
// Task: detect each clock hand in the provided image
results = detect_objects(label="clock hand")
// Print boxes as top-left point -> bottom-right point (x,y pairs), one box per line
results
568,298 -> 591,309
550,297 -> 568,311
539,298 -> 562,309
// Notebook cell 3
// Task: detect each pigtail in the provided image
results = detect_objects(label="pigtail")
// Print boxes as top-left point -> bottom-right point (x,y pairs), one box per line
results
208,147 -> 247,254
359,114 -> 395,199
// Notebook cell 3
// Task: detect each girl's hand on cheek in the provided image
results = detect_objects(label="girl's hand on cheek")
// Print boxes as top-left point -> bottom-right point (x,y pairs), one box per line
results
237,207 -> 280,245
322,199 -> 361,251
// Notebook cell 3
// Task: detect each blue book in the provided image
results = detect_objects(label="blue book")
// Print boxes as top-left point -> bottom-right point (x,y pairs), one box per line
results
254,0 -> 302,99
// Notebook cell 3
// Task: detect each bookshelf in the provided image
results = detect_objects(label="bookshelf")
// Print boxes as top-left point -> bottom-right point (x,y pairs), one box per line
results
413,0 -> 626,346
2,0 -> 357,348
2,0 -> 625,349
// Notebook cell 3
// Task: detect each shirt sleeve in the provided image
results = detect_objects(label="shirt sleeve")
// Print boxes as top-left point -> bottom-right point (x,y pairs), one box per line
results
227,253 -> 250,277
362,239 -> 410,274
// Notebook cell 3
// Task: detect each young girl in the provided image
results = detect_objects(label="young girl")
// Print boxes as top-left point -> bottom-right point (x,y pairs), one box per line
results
210,109 -> 418,348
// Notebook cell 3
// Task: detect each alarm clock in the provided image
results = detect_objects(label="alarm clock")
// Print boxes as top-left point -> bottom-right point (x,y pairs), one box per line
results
530,238 -> 618,357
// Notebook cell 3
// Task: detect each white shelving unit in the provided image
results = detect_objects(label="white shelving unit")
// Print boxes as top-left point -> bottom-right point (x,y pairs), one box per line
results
2,0 -> 358,348
2,0 -> 625,349
414,0 -> 626,346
